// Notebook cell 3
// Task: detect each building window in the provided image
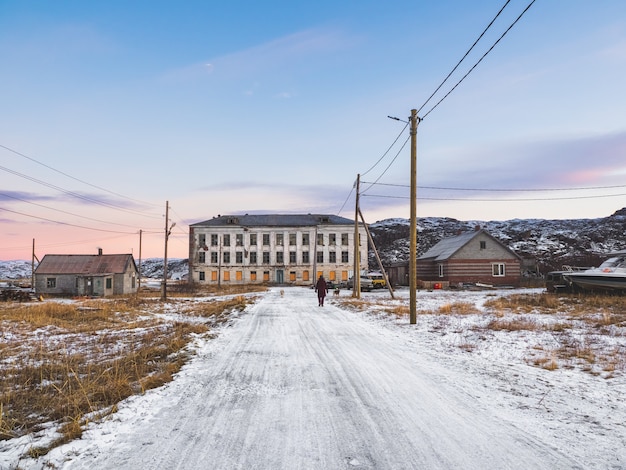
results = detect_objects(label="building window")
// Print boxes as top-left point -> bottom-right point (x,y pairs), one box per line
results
289,233 -> 297,246
341,233 -> 349,246
211,234 -> 218,246
276,233 -> 284,246
211,252 -> 218,263
342,251 -> 349,263
317,233 -> 324,246
236,234 -> 243,246
46,278 -> 56,288
480,241 -> 487,250
317,252 -> 324,263
223,252 -> 230,263
224,271 -> 230,281
250,233 -> 257,245
199,271 -> 205,281
211,271 -> 218,281
303,270 -> 310,281
302,233 -> 310,245
329,251 -> 336,263
106,278 -> 112,289
263,252 -> 270,264
250,252 -> 257,264
236,251 -> 243,263
438,264 -> 444,277
302,251 -> 310,264
223,234 -> 230,247
198,252 -> 205,263
251,271 -> 257,281
492,263 -> 505,277
289,252 -> 297,263
263,234 -> 270,246
290,271 -> 296,281
276,252 -> 284,264
199,234 -> 206,246
263,271 -> 270,281
329,234 -> 336,246
236,271 -> 243,281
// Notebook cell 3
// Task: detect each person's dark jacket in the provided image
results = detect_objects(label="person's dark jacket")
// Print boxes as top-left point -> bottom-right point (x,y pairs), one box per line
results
315,277 -> 328,296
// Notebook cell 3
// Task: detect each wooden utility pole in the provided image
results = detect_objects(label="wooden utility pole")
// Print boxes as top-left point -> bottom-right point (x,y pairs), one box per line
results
161,201 -> 175,301
358,208 -> 394,299
409,109 -> 419,324
138,230 -> 142,291
353,174 -> 361,298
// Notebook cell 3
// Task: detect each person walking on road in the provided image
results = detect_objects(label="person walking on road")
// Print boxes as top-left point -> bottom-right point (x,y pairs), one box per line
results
315,275 -> 328,306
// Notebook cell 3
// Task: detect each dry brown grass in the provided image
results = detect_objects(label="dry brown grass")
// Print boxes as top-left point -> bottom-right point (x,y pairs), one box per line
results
0,290 -> 260,457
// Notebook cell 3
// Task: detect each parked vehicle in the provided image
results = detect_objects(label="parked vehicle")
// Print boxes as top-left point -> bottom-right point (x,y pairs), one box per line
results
367,272 -> 387,289
347,276 -> 374,291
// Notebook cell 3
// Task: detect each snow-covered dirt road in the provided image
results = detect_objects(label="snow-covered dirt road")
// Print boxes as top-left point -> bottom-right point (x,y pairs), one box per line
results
48,287 -> 583,470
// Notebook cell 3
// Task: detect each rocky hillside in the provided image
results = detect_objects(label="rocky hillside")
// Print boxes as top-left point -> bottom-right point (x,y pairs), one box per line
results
3,208 -> 626,280
368,207 -> 626,274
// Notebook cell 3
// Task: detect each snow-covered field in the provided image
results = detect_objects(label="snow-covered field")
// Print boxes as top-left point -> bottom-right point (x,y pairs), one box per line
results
1,287 -> 624,469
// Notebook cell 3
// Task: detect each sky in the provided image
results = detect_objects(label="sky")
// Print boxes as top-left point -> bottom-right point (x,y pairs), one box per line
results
2,0 -> 626,260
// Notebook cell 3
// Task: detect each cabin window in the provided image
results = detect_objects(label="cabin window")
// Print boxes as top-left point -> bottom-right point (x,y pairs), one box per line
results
492,263 -> 505,276
106,278 -> 112,289
480,241 -> 487,250
438,264 -> 444,277
46,278 -> 56,288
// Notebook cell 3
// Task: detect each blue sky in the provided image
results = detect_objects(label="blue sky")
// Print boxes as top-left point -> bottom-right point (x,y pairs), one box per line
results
1,0 -> 626,259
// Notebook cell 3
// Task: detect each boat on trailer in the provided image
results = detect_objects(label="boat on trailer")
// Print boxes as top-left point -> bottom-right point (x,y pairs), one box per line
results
562,251 -> 626,292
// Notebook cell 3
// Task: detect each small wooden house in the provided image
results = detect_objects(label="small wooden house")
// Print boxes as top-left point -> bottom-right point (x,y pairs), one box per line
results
416,229 -> 522,287
35,252 -> 139,297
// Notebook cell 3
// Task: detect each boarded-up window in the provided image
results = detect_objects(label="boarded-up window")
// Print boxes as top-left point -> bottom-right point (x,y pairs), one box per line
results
303,271 -> 310,281
236,271 -> 242,281
224,271 -> 230,281
211,271 -> 218,281
263,271 -> 270,281
289,271 -> 296,281
251,271 -> 257,281
329,271 -> 336,281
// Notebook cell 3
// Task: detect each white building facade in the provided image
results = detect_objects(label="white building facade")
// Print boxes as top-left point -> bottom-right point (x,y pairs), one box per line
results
188,214 -> 368,286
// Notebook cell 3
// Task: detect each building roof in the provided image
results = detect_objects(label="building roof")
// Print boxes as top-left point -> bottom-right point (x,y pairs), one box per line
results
418,229 -> 520,261
190,214 -> 356,228
35,254 -> 137,275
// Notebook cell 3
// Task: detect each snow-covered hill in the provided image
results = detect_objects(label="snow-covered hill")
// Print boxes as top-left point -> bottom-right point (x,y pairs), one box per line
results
2,207 -> 626,279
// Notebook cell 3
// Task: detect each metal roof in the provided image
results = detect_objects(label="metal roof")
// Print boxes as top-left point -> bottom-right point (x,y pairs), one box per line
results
35,254 -> 136,275
190,214 -> 356,228
418,231 -> 481,261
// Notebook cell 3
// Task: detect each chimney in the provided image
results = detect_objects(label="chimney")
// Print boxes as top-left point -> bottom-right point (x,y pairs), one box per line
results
474,225 -> 481,231
98,248 -> 103,256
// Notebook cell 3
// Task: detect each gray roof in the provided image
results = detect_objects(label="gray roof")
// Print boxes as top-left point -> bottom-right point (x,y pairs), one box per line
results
418,229 -> 519,261
190,214 -> 356,228
35,254 -> 137,275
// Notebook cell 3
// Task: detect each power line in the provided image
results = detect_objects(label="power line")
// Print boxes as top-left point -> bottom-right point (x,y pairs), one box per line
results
361,181 -> 626,192
361,192 -> 626,202
0,191 -> 162,230
0,164 -> 161,219
416,0 -> 512,115
0,143 -> 160,208
361,121 -> 409,177
422,0 -> 537,119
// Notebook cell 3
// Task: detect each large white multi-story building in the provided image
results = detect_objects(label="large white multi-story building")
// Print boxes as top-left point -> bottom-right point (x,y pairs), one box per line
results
188,214 -> 368,285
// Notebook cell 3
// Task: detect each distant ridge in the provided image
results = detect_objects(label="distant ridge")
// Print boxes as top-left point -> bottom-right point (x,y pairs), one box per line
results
2,208 -> 626,279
